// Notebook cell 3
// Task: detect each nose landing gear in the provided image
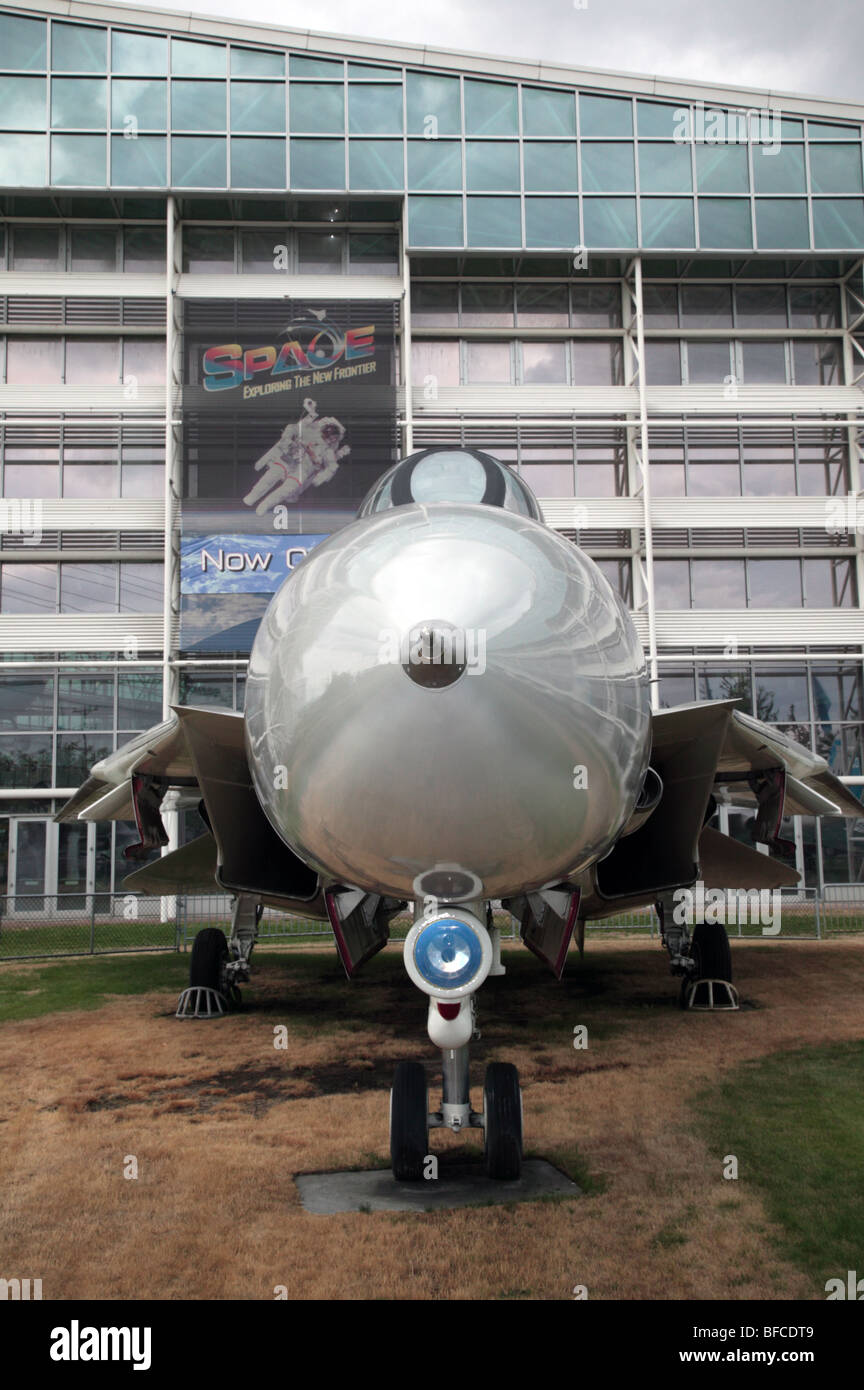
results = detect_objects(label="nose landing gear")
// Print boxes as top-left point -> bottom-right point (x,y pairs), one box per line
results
389,1035 -> 524,1182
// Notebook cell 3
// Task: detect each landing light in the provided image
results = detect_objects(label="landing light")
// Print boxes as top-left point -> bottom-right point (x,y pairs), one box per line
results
403,910 -> 491,998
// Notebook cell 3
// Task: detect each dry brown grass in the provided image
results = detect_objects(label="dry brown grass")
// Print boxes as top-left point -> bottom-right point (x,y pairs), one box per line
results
2,936 -> 864,1301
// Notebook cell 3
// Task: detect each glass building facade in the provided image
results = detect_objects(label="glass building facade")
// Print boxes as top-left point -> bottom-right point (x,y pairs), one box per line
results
1,1 -> 863,900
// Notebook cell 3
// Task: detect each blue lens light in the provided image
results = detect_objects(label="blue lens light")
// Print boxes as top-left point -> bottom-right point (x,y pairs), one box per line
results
413,917 -> 484,991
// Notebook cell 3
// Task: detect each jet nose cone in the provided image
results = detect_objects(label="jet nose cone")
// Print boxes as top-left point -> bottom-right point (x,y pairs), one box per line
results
246,502 -> 651,899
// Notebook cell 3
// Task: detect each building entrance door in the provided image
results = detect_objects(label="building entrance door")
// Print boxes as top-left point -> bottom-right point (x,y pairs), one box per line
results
7,818 -> 95,916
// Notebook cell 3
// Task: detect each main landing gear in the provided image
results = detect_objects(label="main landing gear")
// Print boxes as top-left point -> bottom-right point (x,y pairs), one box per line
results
656,900 -> 739,1012
176,894 -> 261,1019
390,902 -> 523,1181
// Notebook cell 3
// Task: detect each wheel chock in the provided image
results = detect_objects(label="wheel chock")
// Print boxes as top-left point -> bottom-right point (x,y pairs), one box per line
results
682,978 -> 740,1011
176,985 -> 229,1019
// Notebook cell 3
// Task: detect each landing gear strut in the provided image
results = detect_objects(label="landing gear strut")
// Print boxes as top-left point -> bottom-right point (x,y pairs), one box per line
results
656,900 -> 739,1012
389,1030 -> 523,1182
176,894 -> 261,1019
391,899 -> 524,1180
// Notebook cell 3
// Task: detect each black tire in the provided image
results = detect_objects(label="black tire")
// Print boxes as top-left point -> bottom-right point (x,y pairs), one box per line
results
691,921 -> 733,983
189,927 -> 228,992
390,1062 -> 428,1181
484,1062 -> 522,1180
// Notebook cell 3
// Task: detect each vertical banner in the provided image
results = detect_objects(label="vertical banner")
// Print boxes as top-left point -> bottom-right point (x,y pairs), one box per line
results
180,297 -> 398,653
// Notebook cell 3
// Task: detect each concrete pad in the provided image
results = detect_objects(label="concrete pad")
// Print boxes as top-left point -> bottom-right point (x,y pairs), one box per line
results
295,1160 -> 580,1213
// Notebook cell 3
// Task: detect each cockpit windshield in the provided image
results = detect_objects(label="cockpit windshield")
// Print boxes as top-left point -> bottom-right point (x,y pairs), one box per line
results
357,447 -> 543,521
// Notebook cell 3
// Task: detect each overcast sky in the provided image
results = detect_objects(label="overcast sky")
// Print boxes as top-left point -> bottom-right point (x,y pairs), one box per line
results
132,0 -> 863,104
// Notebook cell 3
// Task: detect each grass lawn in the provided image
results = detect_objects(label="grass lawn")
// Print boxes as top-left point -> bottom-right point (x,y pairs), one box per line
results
0,953 -> 193,1022
692,1039 -> 864,1294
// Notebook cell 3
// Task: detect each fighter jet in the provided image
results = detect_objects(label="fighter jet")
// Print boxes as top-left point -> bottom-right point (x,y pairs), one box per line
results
56,447 -> 863,1181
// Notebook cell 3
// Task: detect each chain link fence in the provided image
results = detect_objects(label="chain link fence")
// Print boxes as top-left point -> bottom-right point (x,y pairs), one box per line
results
1,885 -> 862,962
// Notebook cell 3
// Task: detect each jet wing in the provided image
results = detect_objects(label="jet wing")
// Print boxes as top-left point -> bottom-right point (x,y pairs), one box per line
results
53,708 -> 236,861
716,708 -> 863,821
54,711 -> 206,825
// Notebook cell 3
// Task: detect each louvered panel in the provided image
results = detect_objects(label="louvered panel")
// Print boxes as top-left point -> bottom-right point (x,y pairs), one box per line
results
57,531 -> 118,550
0,616 -> 165,652
63,298 -> 123,326
568,528 -> 632,547
0,531 -> 60,550
646,385 -> 864,416
0,274 -> 166,298
0,386 -> 165,414
0,298 -> 163,327
177,273 -> 403,303
741,528 -> 800,548
650,496 -> 851,527
119,531 -> 164,550
802,527 -> 854,547
1,500 -> 165,530
653,530 -> 690,547
2,297 -> 64,324
541,498 -> 641,527
413,385 -> 639,416
654,610 -> 864,646
691,529 -> 746,546
122,299 -> 166,326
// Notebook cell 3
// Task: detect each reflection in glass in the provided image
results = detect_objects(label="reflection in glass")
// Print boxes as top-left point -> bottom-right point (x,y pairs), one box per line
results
65,338 -> 119,384
348,84 -> 403,135
297,230 -> 343,272
171,39 -> 226,77
464,80 -> 518,136
70,226 -> 116,271
51,134 -> 106,186
5,338 -> 63,384
52,21 -> 106,73
406,72 -> 460,135
581,142 -> 635,192
461,283 -> 513,325
740,339 -> 787,384
231,137 -> 286,189
686,340 -> 732,383
4,76 -> 47,130
60,562 -> 116,613
523,142 -> 578,192
172,136 -> 227,187
579,93 -> 632,137
111,78 -> 167,130
571,339 -> 623,385
112,30 -> 167,75
11,225 -> 61,271
124,227 -> 165,271
638,142 -> 692,192
0,13 -> 46,71
692,559 -> 746,607
121,563 -> 164,612
183,227 -> 234,272
517,283 -> 568,326
466,141 -> 520,192
748,558 -> 801,606
0,674 -> 54,729
522,87 -> 576,137
1,563 -> 57,612
230,81 -> 285,132
466,341 -> 511,383
51,77 -> 106,129
112,136 -> 166,186
521,342 -> 567,383
290,84 -> 344,134
172,80 -> 226,131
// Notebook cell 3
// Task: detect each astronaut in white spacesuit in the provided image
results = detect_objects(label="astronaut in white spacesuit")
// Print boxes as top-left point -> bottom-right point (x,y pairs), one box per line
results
243,398 -> 350,515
